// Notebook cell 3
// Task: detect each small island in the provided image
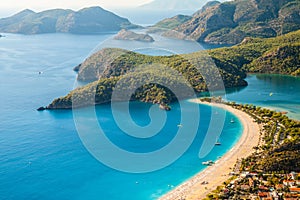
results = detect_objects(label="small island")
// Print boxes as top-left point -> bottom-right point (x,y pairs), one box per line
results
114,29 -> 154,42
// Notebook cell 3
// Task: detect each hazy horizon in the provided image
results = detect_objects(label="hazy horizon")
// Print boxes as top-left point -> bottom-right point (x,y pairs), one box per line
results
0,0 -> 152,17
0,0 -> 219,18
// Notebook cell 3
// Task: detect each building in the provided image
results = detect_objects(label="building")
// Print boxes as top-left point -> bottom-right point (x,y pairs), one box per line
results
289,187 -> 300,193
258,192 -> 270,199
275,184 -> 284,190
283,180 -> 295,187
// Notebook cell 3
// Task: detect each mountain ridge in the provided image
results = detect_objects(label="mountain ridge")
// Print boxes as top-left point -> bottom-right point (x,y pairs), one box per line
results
163,0 -> 300,44
0,6 -> 138,34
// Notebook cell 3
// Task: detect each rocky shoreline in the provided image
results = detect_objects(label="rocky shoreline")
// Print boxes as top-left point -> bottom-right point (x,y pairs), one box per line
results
37,102 -> 171,111
114,29 -> 154,42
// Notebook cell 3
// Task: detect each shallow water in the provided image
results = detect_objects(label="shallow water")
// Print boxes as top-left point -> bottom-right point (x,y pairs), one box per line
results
226,74 -> 300,120
0,33 -> 299,200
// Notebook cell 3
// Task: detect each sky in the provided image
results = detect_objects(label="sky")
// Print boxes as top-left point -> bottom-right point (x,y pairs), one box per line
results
0,0 -> 153,17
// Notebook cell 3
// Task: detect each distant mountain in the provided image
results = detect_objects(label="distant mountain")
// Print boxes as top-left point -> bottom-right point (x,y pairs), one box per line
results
139,0 -> 208,11
166,0 -> 300,44
0,7 -> 138,34
192,1 -> 221,16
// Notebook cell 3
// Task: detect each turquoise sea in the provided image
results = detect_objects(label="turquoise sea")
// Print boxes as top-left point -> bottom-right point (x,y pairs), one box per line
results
225,74 -> 300,120
0,33 -> 299,200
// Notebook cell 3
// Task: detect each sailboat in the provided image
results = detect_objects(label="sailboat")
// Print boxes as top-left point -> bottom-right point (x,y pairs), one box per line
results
177,124 -> 183,128
215,137 -> 221,145
230,118 -> 235,123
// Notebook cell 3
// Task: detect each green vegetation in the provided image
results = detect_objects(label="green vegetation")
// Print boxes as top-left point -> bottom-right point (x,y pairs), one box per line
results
48,77 -> 119,109
208,30 -> 300,75
47,48 -> 247,109
232,104 -> 300,173
46,30 -> 300,110
203,99 -> 300,199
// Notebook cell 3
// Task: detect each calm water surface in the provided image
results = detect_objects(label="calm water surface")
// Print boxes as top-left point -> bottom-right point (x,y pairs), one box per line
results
226,74 -> 300,120
0,33 -> 299,200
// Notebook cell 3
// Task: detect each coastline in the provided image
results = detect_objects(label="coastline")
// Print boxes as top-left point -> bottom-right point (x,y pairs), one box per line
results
159,99 -> 261,200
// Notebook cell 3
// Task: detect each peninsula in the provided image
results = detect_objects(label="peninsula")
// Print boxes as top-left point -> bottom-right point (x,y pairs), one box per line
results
43,48 -> 247,110
40,30 -> 300,111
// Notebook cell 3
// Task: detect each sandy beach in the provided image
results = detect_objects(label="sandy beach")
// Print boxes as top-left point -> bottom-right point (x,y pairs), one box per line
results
159,99 -> 260,200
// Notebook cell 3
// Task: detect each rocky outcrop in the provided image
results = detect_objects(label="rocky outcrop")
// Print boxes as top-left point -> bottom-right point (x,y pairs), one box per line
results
168,0 -> 300,44
159,104 -> 171,111
0,7 -> 138,34
37,106 -> 46,111
114,29 -> 154,42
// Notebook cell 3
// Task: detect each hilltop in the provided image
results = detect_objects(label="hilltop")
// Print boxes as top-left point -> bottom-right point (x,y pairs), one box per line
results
0,7 -> 138,34
45,48 -> 247,110
163,0 -> 300,44
41,30 -> 300,110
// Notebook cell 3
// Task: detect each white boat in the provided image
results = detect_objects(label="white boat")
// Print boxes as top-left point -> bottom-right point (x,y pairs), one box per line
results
215,138 -> 221,145
230,118 -> 235,123
202,160 -> 214,165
